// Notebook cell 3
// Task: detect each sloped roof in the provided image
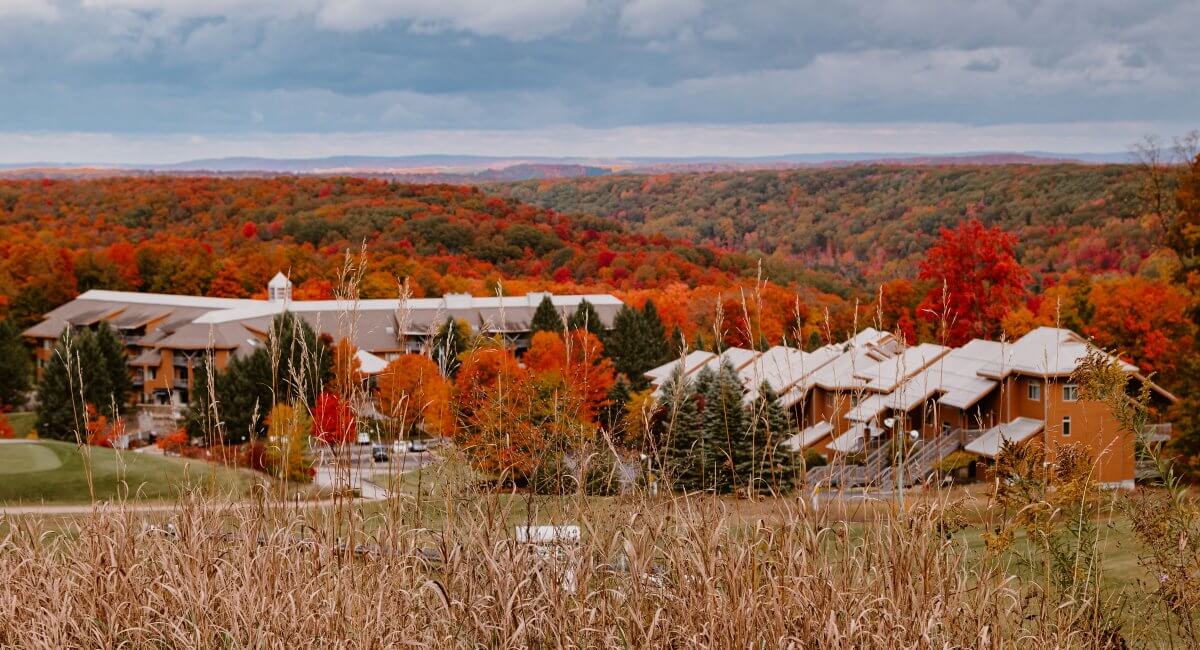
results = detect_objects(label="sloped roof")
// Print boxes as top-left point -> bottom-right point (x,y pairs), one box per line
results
828,422 -> 869,454
355,349 -> 389,375
977,327 -> 1136,378
964,417 -> 1045,458
782,420 -> 833,451
740,345 -> 839,402
854,343 -> 949,391
129,349 -> 161,367
645,350 -> 717,383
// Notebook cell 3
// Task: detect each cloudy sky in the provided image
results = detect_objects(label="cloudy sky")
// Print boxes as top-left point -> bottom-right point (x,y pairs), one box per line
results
1,0 -> 1197,163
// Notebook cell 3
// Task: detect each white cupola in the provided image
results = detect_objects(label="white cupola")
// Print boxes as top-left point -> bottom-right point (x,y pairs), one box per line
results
268,272 -> 292,303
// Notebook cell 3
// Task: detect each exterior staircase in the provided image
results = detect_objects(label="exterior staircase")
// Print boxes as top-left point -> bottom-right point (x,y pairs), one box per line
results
876,427 -> 985,489
806,427 -> 989,490
806,437 -> 892,488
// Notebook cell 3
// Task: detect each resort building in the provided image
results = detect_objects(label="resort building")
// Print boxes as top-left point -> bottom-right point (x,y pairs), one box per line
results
644,326 -> 1176,487
24,273 -> 622,409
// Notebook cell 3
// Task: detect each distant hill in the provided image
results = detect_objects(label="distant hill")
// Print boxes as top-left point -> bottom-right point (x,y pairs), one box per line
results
494,163 -> 1156,285
0,150 -> 1131,180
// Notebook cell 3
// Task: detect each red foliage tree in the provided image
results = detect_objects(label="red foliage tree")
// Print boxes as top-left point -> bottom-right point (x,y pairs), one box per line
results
84,404 -> 124,448
917,219 -> 1030,345
311,391 -> 358,445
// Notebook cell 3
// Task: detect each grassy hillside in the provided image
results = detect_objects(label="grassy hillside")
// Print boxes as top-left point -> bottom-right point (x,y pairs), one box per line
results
497,164 -> 1155,285
0,440 -> 256,504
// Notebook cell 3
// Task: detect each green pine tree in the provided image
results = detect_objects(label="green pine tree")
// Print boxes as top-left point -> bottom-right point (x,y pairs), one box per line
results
94,321 -> 132,413
600,374 -> 632,434
640,300 -> 670,365
431,316 -> 471,376
269,312 -> 333,406
35,331 -> 88,440
606,302 -> 671,389
567,299 -> 605,336
530,295 -> 564,334
701,360 -> 747,493
0,319 -> 32,410
35,328 -> 118,440
187,348 -> 274,443
669,325 -> 686,357
659,366 -> 704,491
741,382 -> 799,495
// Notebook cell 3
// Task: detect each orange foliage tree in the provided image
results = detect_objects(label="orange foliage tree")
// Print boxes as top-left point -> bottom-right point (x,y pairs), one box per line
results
0,413 -> 13,439
330,338 -> 363,399
525,330 -> 616,423
452,344 -> 602,482
376,354 -> 453,437
1086,276 -> 1194,374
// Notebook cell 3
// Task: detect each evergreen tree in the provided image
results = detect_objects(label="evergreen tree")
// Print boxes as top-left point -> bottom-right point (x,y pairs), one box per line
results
268,312 -> 332,406
659,366 -> 704,491
640,300 -> 670,364
567,299 -> 604,336
35,328 -> 122,440
606,302 -> 671,389
187,348 -> 274,443
701,360 -> 747,493
741,382 -> 799,495
0,319 -> 32,410
806,330 -> 824,352
94,321 -> 132,411
600,374 -> 632,435
529,295 -> 564,334
430,316 -> 471,376
35,331 -> 87,440
669,325 -> 686,357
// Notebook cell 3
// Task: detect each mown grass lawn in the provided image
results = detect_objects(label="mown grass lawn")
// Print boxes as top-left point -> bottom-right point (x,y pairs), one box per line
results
0,440 -> 257,504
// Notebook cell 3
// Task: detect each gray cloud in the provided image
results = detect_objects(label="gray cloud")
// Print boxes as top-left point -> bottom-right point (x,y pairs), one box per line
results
0,0 -> 1196,156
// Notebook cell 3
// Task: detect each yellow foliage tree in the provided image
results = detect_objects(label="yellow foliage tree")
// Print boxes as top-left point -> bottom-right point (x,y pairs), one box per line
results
265,402 -> 314,483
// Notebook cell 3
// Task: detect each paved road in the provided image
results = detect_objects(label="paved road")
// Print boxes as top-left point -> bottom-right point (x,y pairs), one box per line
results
313,449 -> 435,500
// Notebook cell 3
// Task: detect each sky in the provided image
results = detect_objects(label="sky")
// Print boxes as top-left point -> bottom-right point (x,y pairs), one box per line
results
0,0 -> 1197,163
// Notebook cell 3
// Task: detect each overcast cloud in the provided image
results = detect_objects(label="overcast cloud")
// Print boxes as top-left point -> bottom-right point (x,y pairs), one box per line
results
0,0 -> 1196,162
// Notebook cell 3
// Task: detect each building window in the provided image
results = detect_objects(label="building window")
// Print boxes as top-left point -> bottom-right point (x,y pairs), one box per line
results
1027,382 -> 1041,401
1062,416 -> 1071,437
1063,384 -> 1079,402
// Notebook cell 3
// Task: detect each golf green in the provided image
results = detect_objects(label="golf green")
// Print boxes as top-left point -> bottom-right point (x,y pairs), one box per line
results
0,442 -> 63,474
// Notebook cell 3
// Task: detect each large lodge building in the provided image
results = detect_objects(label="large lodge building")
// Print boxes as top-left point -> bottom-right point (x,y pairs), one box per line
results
23,273 -> 622,408
645,326 -> 1177,488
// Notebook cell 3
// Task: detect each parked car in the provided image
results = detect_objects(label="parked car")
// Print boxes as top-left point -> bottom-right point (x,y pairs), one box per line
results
357,431 -> 371,446
371,445 -> 389,463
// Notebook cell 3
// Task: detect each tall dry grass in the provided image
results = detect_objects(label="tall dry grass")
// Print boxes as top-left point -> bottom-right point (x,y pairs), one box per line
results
0,481 -> 1107,648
